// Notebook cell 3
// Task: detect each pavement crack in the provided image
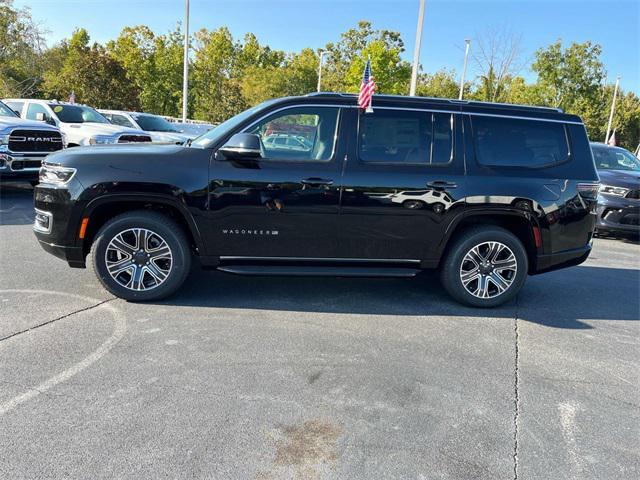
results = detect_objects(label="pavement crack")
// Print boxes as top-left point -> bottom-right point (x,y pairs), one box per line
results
0,298 -> 116,342
513,294 -> 520,480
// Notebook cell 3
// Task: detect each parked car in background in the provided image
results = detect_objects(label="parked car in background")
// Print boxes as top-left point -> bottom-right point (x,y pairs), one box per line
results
99,110 -> 195,144
3,99 -> 152,147
590,142 -> 640,236
0,100 -> 64,185
263,133 -> 311,152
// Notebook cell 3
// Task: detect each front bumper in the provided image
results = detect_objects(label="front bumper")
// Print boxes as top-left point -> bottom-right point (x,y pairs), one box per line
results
36,238 -> 86,268
596,194 -> 640,233
0,151 -> 49,181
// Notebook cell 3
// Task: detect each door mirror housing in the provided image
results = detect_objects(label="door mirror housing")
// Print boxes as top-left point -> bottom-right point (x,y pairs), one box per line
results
219,133 -> 262,159
35,112 -> 46,122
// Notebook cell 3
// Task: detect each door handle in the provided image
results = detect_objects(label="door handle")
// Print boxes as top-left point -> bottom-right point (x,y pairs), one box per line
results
427,180 -> 457,189
301,177 -> 334,186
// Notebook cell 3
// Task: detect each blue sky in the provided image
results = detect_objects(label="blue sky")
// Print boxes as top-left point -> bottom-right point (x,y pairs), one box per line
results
16,0 -> 640,93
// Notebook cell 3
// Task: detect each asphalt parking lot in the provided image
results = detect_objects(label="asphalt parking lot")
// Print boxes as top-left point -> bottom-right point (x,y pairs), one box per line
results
1,183 -> 638,480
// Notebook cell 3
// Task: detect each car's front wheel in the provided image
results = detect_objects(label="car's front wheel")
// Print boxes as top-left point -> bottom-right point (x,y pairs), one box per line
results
91,211 -> 191,301
440,226 -> 528,307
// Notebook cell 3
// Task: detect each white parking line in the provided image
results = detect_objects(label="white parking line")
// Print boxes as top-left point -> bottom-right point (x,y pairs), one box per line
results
0,289 -> 126,416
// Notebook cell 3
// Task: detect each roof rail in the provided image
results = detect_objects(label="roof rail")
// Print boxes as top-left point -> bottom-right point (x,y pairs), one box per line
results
304,91 -> 563,113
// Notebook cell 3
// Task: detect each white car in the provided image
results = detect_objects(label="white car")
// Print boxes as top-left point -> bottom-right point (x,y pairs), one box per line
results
99,110 -> 196,144
3,99 -> 152,147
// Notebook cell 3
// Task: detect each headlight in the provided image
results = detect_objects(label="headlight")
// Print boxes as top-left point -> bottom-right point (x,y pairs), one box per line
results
0,133 -> 9,145
61,132 -> 68,148
89,135 -> 116,145
39,164 -> 76,184
599,184 -> 629,197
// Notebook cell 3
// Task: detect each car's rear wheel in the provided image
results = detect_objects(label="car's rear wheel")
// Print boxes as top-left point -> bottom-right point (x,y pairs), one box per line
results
440,226 -> 528,307
91,211 -> 191,301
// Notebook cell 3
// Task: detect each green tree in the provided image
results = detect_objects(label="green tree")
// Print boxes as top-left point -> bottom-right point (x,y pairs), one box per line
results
0,0 -> 44,97
322,21 -> 410,94
415,69 -> 462,99
109,25 -> 184,116
41,29 -> 141,109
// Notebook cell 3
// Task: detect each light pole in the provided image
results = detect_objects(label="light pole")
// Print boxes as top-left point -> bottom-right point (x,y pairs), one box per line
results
605,76 -> 620,144
317,50 -> 330,92
409,0 -> 426,96
458,39 -> 471,100
182,0 -> 190,122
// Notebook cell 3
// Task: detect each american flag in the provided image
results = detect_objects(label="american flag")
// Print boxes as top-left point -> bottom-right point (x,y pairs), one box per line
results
358,59 -> 375,112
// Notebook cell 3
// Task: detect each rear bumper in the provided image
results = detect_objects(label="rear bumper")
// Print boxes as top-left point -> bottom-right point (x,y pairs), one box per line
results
533,244 -> 592,274
596,195 -> 639,233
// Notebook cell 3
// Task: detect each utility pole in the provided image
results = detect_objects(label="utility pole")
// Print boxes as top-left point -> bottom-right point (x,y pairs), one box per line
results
317,50 -> 330,92
458,39 -> 471,100
605,76 -> 620,144
182,0 -> 190,122
409,0 -> 426,96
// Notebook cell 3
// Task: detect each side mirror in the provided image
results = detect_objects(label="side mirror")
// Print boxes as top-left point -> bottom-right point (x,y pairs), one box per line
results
35,112 -> 46,122
218,133 -> 262,160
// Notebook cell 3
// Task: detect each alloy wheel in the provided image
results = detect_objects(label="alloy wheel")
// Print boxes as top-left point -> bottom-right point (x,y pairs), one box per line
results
459,241 -> 518,299
104,228 -> 173,291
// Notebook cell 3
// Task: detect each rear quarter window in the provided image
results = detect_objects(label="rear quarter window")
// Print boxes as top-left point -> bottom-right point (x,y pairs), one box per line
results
472,116 -> 569,168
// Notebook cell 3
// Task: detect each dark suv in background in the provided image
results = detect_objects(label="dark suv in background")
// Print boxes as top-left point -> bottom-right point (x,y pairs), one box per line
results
33,93 -> 599,307
590,142 -> 640,236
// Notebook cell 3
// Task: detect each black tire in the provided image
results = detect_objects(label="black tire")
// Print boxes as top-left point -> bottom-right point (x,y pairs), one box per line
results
440,226 -> 528,308
91,211 -> 191,301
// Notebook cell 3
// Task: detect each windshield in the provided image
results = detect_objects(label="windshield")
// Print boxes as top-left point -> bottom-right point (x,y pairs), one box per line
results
0,102 -> 17,117
49,104 -> 109,124
134,114 -> 179,132
191,99 -> 279,148
592,145 -> 640,171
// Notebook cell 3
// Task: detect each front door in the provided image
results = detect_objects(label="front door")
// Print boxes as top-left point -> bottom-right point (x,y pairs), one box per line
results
339,107 -> 467,262
207,105 -> 346,258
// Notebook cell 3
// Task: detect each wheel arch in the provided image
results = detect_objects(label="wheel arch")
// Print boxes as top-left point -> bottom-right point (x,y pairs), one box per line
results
80,194 -> 204,258
439,210 -> 541,274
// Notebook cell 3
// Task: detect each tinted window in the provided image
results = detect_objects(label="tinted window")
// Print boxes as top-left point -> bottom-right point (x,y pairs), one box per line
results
134,114 -> 178,132
359,110 -> 453,164
26,103 -> 51,121
3,101 -> 24,116
246,107 -> 339,161
473,117 -> 569,167
108,114 -> 136,128
49,104 -> 109,124
0,102 -> 18,117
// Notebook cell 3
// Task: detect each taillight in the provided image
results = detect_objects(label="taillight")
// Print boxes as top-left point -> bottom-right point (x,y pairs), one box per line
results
577,182 -> 599,200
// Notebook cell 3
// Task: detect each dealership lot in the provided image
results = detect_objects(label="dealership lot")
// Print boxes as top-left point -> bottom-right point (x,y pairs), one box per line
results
1,184 -> 638,479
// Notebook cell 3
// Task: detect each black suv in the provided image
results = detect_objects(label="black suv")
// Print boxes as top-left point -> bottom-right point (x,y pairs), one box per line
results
33,93 -> 599,307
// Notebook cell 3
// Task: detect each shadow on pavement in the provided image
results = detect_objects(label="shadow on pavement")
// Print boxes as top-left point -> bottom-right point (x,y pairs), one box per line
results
0,183 -> 34,226
156,264 -> 640,329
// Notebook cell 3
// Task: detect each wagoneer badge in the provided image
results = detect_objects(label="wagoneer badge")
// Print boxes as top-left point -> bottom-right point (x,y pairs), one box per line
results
222,229 -> 279,236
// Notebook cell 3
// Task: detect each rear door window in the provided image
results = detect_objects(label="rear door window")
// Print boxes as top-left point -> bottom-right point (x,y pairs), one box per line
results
472,116 -> 569,168
358,109 -> 454,165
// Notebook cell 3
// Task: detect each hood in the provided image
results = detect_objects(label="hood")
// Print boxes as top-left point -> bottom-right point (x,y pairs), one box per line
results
597,168 -> 640,190
0,115 -> 60,132
147,130 -> 192,143
44,143 -> 187,167
61,122 -> 149,138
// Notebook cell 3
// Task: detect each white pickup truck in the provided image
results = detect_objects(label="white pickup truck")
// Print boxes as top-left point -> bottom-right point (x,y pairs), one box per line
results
3,99 -> 152,147
0,100 -> 64,184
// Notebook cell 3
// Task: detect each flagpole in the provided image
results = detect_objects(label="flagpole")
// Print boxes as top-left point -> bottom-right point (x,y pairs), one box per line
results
181,0 -> 190,123
604,76 -> 620,143
458,39 -> 471,100
409,0 -> 426,96
317,51 -> 329,92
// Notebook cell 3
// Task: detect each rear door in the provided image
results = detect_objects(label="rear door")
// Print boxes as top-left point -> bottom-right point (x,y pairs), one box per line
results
207,105 -> 347,258
339,106 -> 467,262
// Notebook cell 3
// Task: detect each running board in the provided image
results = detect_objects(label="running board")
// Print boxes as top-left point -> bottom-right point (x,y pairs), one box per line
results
217,265 -> 420,277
